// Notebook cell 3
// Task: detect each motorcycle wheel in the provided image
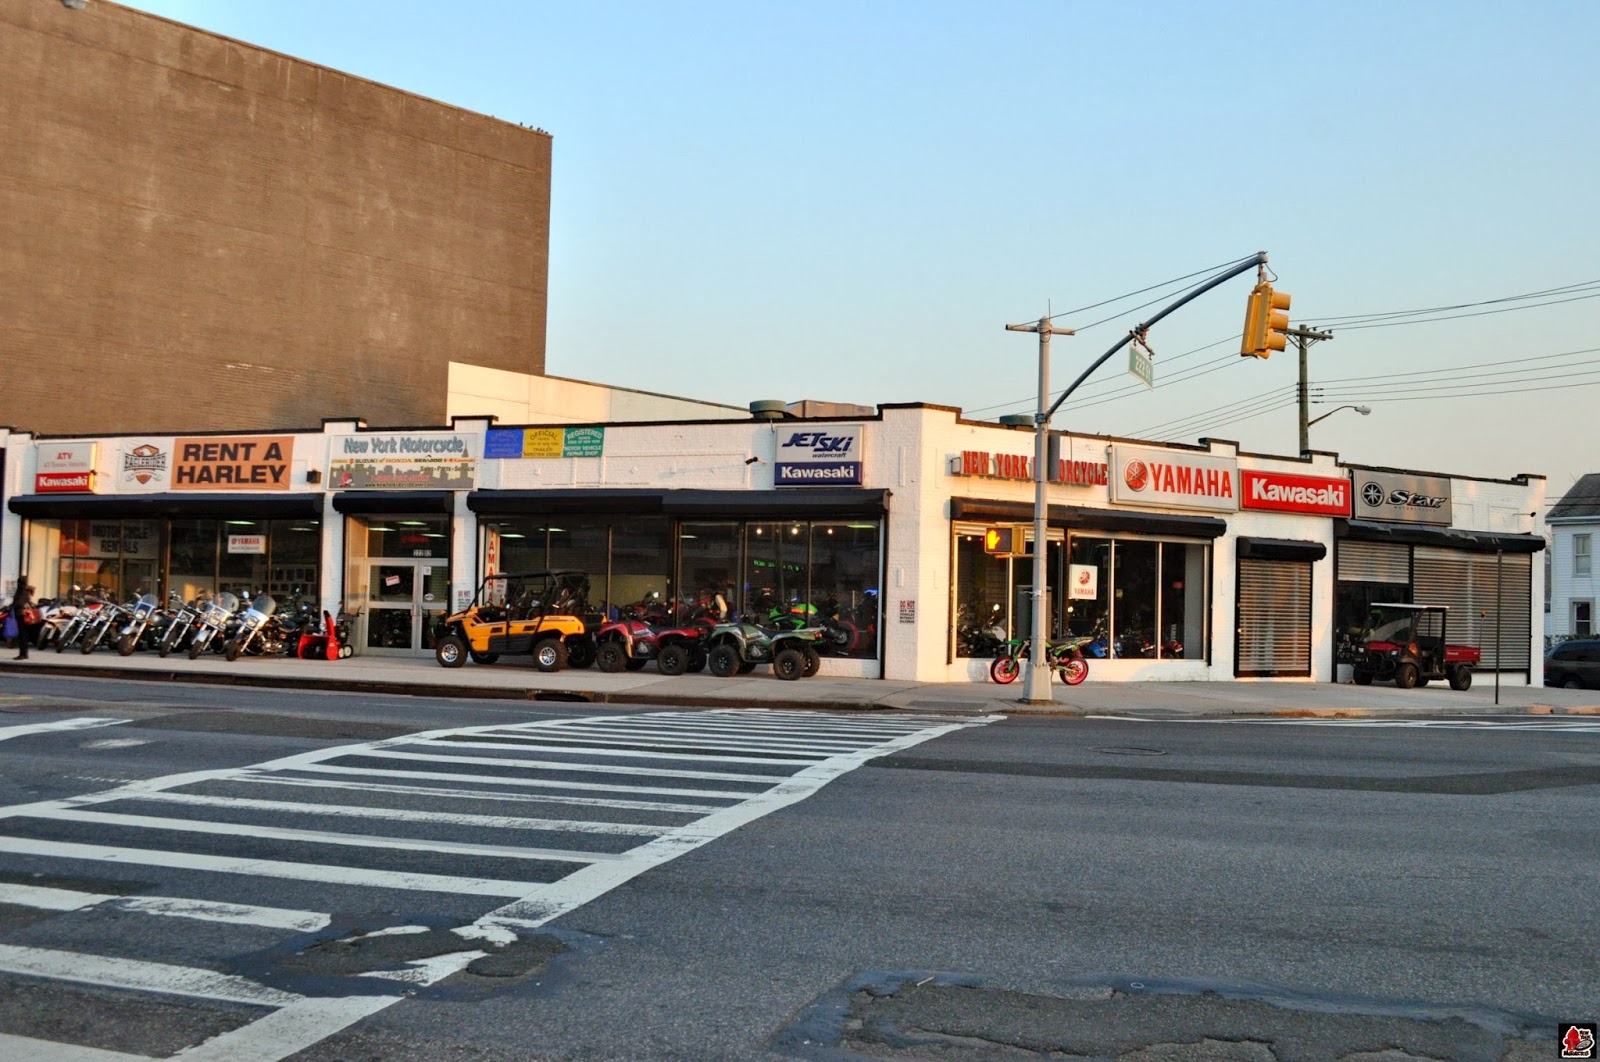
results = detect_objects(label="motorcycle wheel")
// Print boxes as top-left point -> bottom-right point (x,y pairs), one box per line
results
80,628 -> 102,654
55,628 -> 71,653
990,656 -> 1021,684
188,635 -> 206,660
225,638 -> 242,663
117,632 -> 138,656
1058,656 -> 1089,686
157,626 -> 180,658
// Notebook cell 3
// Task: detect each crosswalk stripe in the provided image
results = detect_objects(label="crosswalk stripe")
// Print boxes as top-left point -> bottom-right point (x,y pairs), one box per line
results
282,762 -> 764,800
0,1031 -> 154,1061
232,772 -> 722,815
0,718 -> 129,743
496,727 -> 864,754
357,748 -> 794,784
411,736 -> 829,766
0,836 -> 539,896
0,882 -> 329,931
123,791 -> 673,837
24,808 -> 625,865
0,944 -> 300,1007
461,731 -> 823,758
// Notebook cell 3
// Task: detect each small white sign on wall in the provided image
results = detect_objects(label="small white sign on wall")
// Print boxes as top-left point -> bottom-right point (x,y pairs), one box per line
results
1069,564 -> 1099,600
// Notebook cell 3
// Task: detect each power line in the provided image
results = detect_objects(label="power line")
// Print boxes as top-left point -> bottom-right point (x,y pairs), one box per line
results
966,332 -> 1239,418
1314,374 -> 1600,406
1033,255 -> 1257,324
1130,384 -> 1295,438
1312,345 -> 1600,386
1326,290 -> 1600,331
1301,279 -> 1600,328
1144,397 -> 1299,443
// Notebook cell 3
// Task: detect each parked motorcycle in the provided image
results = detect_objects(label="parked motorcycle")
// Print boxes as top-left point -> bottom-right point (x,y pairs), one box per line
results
115,594 -> 164,655
187,591 -> 240,659
158,595 -> 206,658
226,594 -> 298,661
54,594 -> 107,653
79,596 -> 135,654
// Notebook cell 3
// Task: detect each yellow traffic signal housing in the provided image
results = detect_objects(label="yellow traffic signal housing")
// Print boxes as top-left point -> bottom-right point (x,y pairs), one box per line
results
983,524 -> 1029,556
1240,282 -> 1292,358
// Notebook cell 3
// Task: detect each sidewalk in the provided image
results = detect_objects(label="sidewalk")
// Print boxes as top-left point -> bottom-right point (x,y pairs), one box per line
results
4,651 -> 1598,719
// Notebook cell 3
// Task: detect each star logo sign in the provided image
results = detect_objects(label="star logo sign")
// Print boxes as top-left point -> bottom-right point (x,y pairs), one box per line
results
1360,482 -> 1385,508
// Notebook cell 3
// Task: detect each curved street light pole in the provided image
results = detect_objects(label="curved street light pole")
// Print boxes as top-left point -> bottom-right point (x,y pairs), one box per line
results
1306,404 -> 1371,429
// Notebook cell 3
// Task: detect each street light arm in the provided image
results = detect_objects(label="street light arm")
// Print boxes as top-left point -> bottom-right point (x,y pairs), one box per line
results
1043,251 -> 1267,423
1306,404 -> 1371,428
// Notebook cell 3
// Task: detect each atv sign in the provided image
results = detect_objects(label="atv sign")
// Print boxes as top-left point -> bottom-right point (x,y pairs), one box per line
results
774,425 -> 864,487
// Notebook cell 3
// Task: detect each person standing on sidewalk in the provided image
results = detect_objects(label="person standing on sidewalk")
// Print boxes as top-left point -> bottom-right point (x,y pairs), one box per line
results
11,585 -> 35,659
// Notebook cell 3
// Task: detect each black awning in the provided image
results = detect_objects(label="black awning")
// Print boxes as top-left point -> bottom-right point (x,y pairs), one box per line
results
1336,518 -> 1545,554
1237,536 -> 1328,562
7,492 -> 322,519
950,497 -> 1227,539
663,489 -> 889,518
468,489 -> 666,516
468,488 -> 889,519
332,491 -> 457,515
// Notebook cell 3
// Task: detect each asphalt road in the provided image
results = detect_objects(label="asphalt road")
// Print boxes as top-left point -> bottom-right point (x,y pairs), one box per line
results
0,675 -> 1594,1062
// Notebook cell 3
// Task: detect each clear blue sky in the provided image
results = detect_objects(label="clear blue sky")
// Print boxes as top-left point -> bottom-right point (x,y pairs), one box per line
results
120,0 -> 1600,506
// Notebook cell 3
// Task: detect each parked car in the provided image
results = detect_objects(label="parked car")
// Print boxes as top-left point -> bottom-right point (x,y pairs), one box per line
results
1544,638 -> 1600,689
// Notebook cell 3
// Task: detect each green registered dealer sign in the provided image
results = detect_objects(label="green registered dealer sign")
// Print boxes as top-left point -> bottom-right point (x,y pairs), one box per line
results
563,427 -> 604,457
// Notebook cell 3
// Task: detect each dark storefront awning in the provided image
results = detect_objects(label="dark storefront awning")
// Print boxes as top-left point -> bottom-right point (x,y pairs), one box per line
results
468,488 -> 890,519
1336,518 -> 1545,554
331,491 -> 456,515
7,492 -> 322,519
1237,536 -> 1328,562
949,497 -> 1226,539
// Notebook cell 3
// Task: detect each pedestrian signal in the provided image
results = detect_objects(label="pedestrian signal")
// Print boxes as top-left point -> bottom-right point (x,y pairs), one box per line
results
983,525 -> 1028,556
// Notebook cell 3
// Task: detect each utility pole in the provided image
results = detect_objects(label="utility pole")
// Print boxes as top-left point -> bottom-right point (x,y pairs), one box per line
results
1004,316 -> 1075,705
1287,325 -> 1334,454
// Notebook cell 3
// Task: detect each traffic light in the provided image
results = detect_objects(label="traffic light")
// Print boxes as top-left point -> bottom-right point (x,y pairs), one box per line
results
983,525 -> 1029,556
1240,282 -> 1292,358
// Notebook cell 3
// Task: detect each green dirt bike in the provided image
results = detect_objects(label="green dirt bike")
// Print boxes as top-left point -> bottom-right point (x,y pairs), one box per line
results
988,635 -> 1091,686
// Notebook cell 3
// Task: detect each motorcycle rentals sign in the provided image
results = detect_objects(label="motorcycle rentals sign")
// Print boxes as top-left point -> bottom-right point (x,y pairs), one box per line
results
1351,469 -> 1452,525
172,436 -> 294,490
328,432 -> 479,490
1109,445 -> 1239,513
35,441 -> 98,493
1240,470 -> 1351,516
774,425 -> 864,487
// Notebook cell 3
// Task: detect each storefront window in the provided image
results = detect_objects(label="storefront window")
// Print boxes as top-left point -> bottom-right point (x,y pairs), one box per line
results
955,531 -> 1011,657
479,517 -> 672,620
169,518 -> 222,603
746,522 -> 808,624
811,521 -> 880,658
368,515 -> 449,559
1065,536 -> 1111,643
612,518 -> 672,620
680,522 -> 741,622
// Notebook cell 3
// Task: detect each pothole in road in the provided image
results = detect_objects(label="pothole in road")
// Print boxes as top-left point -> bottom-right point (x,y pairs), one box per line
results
775,971 -> 1551,1062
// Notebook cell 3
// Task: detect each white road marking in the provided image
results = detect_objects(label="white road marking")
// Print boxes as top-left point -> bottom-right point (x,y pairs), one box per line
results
409,735 -> 828,766
127,791 -> 673,837
232,772 -> 720,815
0,836 -> 539,896
358,747 -> 794,784
0,717 -> 127,743
0,1031 -> 154,1061
22,808 -> 625,865
0,710 -> 1003,1062
0,882 -> 328,931
1095,716 -> 1600,731
0,944 -> 300,1007
81,738 -> 150,750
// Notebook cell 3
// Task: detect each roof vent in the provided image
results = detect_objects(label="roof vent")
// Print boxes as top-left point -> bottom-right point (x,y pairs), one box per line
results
749,400 -> 787,421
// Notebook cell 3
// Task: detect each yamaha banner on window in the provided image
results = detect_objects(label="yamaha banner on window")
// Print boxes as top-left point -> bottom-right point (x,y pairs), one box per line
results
774,425 -> 864,487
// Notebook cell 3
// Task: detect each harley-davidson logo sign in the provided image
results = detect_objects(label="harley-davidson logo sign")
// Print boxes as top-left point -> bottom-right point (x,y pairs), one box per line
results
124,444 -> 167,484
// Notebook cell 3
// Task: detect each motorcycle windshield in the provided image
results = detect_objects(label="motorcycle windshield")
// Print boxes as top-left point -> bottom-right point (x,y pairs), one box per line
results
251,596 -> 278,618
214,592 -> 240,613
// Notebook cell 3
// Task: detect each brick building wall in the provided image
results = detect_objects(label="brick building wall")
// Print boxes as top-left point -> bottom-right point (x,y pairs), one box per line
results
0,0 -> 551,436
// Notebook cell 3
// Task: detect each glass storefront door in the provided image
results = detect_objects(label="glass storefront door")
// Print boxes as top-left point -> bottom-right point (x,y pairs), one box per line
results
363,559 -> 450,654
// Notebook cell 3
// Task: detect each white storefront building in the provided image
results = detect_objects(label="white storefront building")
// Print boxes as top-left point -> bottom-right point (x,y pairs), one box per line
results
1,405 -> 1547,684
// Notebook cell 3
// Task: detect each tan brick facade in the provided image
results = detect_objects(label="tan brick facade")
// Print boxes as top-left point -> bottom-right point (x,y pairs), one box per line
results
0,0 -> 551,435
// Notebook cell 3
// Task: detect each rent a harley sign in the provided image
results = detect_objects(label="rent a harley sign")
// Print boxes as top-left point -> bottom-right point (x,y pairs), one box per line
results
1109,445 -> 1239,513
775,425 -> 864,487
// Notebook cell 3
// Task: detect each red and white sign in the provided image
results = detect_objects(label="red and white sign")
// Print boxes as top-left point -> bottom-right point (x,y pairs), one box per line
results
1069,564 -> 1099,600
1109,445 -> 1239,513
35,472 -> 95,493
35,441 -> 98,493
227,534 -> 267,555
1241,470 -> 1351,516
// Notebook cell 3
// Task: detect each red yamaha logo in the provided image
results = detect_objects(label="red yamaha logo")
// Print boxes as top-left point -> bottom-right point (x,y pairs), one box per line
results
1124,459 -> 1148,492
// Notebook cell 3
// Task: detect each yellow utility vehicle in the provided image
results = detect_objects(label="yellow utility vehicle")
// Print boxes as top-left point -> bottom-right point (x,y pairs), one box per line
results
434,570 -> 599,672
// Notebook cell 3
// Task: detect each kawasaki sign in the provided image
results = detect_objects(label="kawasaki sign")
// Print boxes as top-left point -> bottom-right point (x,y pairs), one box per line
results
774,425 -> 864,487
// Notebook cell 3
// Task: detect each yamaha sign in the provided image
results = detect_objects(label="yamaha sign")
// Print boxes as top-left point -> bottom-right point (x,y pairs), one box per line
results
774,425 -> 865,487
1351,470 -> 1452,526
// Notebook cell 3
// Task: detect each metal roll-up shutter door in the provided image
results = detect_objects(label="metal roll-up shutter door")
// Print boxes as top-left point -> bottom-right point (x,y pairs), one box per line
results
1237,558 -> 1312,676
1336,541 -> 1410,583
1413,546 -> 1531,669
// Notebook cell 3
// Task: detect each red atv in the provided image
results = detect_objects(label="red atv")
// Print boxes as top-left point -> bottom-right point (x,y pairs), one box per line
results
1350,603 -> 1479,690
593,617 -> 710,675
